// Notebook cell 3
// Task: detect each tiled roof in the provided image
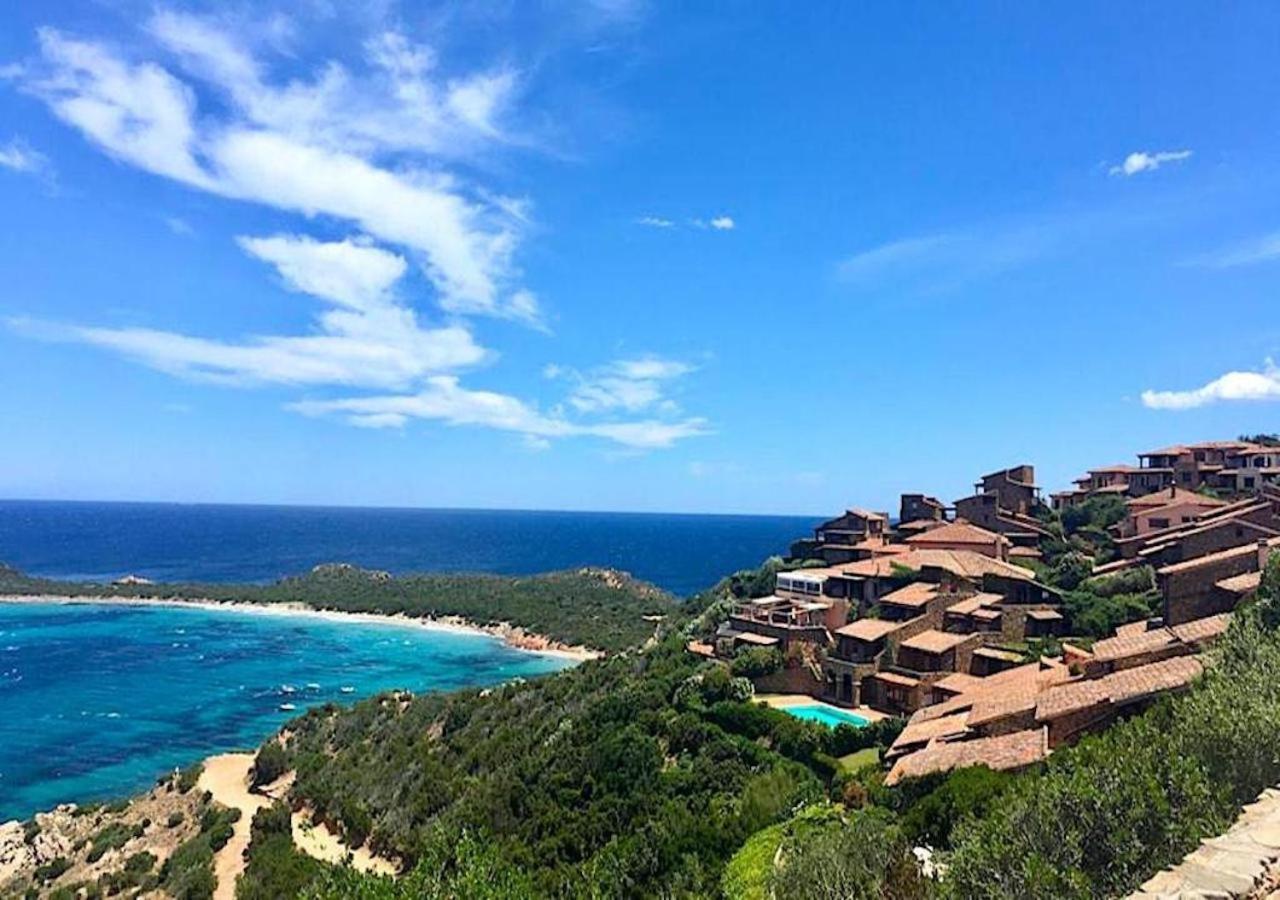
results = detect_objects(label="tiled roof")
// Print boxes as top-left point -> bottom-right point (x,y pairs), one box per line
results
1216,571 -> 1263,596
1168,613 -> 1231,646
1035,678 -> 1110,721
906,519 -> 1009,548
974,647 -> 1020,664
945,595 -> 992,616
899,629 -> 970,654
903,549 -> 1036,581
834,618 -> 901,641
1140,445 -> 1191,457
1090,626 -> 1180,663
734,632 -> 780,646
1158,537 -> 1277,576
878,581 -> 940,608
1026,609 -> 1064,621
898,518 -> 947,531
933,672 -> 983,694
885,728 -> 1049,786
846,507 -> 888,520
1128,487 -> 1226,510
1104,655 -> 1202,705
890,712 -> 971,752
872,671 -> 921,688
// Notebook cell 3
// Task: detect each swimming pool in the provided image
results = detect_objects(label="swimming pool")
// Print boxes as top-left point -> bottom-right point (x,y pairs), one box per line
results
781,704 -> 870,728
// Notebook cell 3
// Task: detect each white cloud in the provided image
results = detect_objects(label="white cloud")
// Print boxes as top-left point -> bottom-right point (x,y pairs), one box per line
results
237,234 -> 407,311
546,355 -> 696,414
164,215 -> 195,236
836,229 -> 1049,294
638,214 -> 735,231
12,234 -> 485,389
1141,359 -> 1280,410
1109,149 -> 1192,177
289,376 -> 710,449
8,13 -> 711,452
21,22 -> 535,322
0,136 -> 50,175
1184,232 -> 1280,269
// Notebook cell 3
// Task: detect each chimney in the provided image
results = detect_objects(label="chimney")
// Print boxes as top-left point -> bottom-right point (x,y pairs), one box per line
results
1170,485 -> 1177,500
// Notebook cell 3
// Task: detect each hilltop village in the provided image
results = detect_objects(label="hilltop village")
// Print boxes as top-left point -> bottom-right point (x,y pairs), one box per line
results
691,437 -> 1280,787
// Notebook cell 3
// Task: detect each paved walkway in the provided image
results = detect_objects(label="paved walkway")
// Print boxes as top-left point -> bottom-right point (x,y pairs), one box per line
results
1130,786 -> 1280,899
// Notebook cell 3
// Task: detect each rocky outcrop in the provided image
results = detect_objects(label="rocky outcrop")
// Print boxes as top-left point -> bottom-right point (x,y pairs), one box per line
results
1131,785 -> 1280,898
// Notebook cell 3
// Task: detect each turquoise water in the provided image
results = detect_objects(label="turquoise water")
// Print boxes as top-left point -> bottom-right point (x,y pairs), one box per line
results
782,704 -> 870,728
0,601 -> 572,822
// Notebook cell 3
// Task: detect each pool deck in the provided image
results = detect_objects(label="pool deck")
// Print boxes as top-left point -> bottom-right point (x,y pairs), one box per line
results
756,693 -> 887,723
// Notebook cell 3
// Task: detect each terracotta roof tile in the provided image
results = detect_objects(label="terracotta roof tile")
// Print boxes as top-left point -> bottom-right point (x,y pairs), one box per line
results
1104,656 -> 1202,705
885,728 -> 1049,786
890,712 -> 972,753
906,519 -> 1010,548
1035,679 -> 1111,721
900,629 -> 969,654
835,618 -> 901,641
1168,613 -> 1231,646
878,581 -> 940,608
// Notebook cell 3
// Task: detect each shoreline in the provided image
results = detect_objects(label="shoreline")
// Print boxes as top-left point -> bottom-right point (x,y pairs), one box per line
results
0,593 -> 602,662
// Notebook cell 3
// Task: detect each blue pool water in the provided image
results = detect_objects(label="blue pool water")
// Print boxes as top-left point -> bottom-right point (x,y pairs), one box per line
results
782,704 -> 870,728
0,601 -> 572,822
0,500 -> 819,598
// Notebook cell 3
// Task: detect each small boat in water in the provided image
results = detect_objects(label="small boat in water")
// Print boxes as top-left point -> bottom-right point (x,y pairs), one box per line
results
280,685 -> 296,694
306,682 -> 321,690
340,686 -> 355,694
279,703 -> 297,712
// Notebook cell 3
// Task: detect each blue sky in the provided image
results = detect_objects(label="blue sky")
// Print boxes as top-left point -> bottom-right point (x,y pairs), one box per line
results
1,1 -> 1279,515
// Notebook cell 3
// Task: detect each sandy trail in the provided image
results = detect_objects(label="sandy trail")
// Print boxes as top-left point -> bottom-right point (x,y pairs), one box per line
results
195,752 -> 395,896
291,810 -> 397,876
197,753 -> 269,900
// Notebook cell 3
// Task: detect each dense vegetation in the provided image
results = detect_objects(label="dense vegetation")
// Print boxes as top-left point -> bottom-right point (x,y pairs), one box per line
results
0,562 -> 674,652
221,554 -> 1280,899
1029,496 -> 1162,637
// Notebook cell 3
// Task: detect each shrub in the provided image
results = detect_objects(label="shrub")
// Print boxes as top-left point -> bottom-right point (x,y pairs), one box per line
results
769,808 -> 926,900
252,742 -> 289,787
944,598 -> 1280,898
730,647 -> 783,679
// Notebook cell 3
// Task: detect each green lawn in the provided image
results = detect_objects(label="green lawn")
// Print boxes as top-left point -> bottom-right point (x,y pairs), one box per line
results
838,747 -> 880,772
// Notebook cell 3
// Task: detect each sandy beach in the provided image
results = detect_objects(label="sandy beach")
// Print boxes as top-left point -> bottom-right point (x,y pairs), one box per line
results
0,593 -> 601,662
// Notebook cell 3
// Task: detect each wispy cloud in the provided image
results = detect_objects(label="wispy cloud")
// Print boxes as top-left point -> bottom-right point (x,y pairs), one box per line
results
636,214 -> 735,231
1183,232 -> 1280,269
17,18 -> 538,323
546,354 -> 696,414
5,11 -> 714,452
836,228 -> 1049,294
164,216 -> 195,237
1109,149 -> 1192,177
289,376 -> 710,450
1141,359 -> 1280,410
0,136 -> 49,175
11,234 -> 486,390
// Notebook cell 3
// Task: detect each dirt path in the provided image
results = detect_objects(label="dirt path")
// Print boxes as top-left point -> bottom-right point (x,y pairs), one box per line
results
197,753 -> 270,900
195,752 -> 395,896
291,811 -> 397,876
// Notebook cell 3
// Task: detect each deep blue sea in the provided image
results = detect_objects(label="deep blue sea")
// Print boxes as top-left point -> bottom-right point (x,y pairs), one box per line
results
0,500 -> 818,597
0,601 -> 572,822
0,501 -> 816,821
